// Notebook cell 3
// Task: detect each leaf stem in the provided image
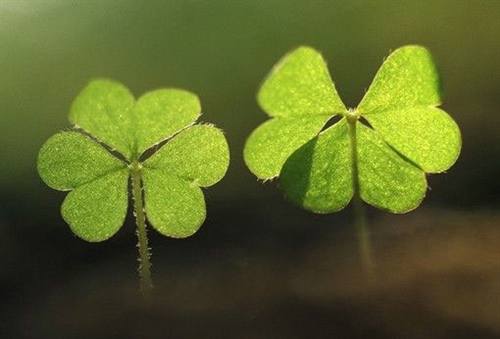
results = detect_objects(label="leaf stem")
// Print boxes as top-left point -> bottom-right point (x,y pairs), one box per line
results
131,160 -> 153,300
347,111 -> 374,281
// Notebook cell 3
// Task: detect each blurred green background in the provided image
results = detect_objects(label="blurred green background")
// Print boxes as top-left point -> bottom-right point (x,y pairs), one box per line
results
1,1 -> 499,339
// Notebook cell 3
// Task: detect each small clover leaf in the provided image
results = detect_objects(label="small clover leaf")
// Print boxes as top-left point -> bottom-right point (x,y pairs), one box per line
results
244,46 -> 461,213
38,79 -> 230,242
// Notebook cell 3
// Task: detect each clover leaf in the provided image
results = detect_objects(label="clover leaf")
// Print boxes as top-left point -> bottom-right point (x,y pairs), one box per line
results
38,79 -> 229,296
244,46 -> 461,214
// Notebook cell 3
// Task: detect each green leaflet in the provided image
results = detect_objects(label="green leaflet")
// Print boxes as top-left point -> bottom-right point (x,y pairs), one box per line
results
358,46 -> 441,112
70,79 -> 136,159
258,46 -> 346,117
62,169 -> 129,242
244,117 -> 331,179
280,119 -> 352,213
143,170 -> 206,238
357,124 -> 426,213
245,45 -> 462,213
133,89 -> 201,156
38,79 -> 230,242
364,107 -> 461,173
37,131 -> 127,190
144,124 -> 230,187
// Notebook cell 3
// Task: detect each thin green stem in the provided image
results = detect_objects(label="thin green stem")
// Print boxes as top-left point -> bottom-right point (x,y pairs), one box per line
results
347,111 -> 374,281
131,161 -> 153,300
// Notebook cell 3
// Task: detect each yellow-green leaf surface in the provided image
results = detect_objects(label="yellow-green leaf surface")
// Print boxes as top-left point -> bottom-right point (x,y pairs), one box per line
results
37,131 -> 126,190
133,89 -> 201,156
258,46 -> 346,117
144,125 -> 229,187
245,45 -> 461,214
358,46 -> 441,112
280,119 -> 352,213
70,79 -> 135,159
364,107 -> 461,172
244,116 -> 331,179
142,124 -> 229,236
143,170 -> 205,238
357,124 -> 426,213
62,169 -> 129,242
245,46 -> 347,180
359,45 -> 461,173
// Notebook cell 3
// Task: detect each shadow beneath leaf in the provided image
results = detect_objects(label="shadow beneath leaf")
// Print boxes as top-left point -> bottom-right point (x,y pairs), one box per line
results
279,137 -> 318,208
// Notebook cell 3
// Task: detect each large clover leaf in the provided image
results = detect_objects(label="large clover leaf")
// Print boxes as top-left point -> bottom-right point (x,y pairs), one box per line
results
244,46 -> 461,213
38,79 -> 230,241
